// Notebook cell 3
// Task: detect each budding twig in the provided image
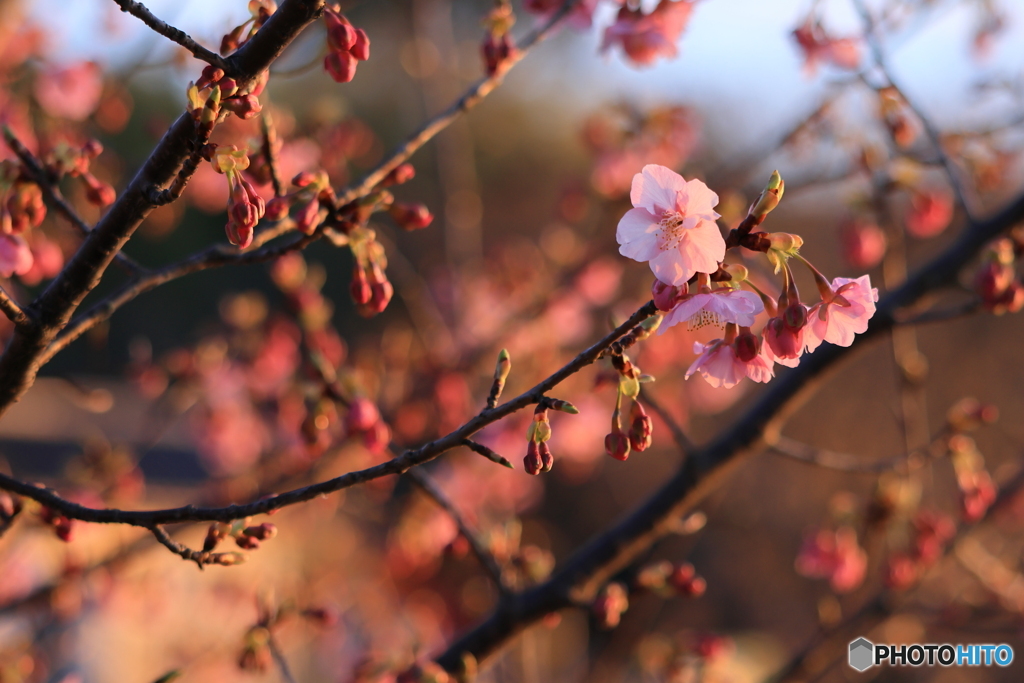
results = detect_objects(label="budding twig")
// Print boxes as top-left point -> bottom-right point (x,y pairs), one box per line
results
112,0 -> 231,73
462,438 -> 515,469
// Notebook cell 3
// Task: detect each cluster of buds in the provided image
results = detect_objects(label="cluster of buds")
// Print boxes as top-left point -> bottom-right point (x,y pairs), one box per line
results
38,504 -> 74,542
46,140 -> 116,207
210,145 -> 265,248
885,510 -> 956,590
482,1 -> 518,77
974,237 -> 1024,314
524,405 -> 554,475
188,66 -> 265,131
265,170 -> 335,235
0,160 -> 45,233
592,582 -> 629,629
221,0 -> 277,55
347,225 -> 394,316
948,434 -> 997,523
794,525 -> 868,593
345,396 -> 391,455
878,86 -> 919,148
204,519 -> 278,553
604,353 -> 653,460
636,560 -> 707,598
238,625 -> 272,672
323,6 -> 370,83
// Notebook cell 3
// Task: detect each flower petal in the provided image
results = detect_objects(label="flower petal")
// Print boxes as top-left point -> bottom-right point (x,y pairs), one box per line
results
631,164 -> 686,213
616,208 -> 661,262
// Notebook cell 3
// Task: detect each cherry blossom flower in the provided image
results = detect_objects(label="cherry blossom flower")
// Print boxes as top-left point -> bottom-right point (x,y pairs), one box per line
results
33,62 -> 103,121
686,328 -> 774,389
525,0 -> 600,29
660,288 -> 763,332
906,188 -> 953,238
0,233 -> 33,278
602,0 -> 695,67
804,275 -> 878,351
795,526 -> 867,593
792,20 -> 860,75
617,164 -> 724,285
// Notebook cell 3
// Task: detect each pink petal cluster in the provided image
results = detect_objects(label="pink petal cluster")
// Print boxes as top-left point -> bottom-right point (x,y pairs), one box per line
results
33,62 -> 103,121
660,288 -> 763,332
686,336 -> 774,389
617,165 -> 724,285
602,0 -> 695,67
804,275 -> 878,351
795,526 -> 868,593
792,21 -> 861,75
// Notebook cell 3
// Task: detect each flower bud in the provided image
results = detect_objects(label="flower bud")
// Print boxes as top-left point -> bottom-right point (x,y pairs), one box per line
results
265,196 -> 290,221
362,420 -> 391,453
351,29 -> 371,61
350,264 -> 372,305
325,10 -> 356,51
651,278 -> 686,311
243,523 -> 278,540
751,170 -> 785,219
82,173 -> 116,206
605,429 -> 630,461
538,441 -> 554,472
628,401 -> 653,452
524,440 -> 543,475
223,94 -> 262,119
768,232 -> 803,252
295,197 -> 321,234
782,302 -> 807,331
346,397 -> 380,432
723,263 -> 749,282
734,329 -> 760,362
389,202 -> 434,231
382,163 -> 415,186
592,582 -> 629,629
324,51 -> 358,83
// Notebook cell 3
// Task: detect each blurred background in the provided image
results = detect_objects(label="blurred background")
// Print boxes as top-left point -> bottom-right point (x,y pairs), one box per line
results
2,0 -> 1024,682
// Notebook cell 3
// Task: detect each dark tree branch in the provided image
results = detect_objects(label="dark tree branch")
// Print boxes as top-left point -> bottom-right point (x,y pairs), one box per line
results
112,0 -> 230,72
0,285 -> 30,328
0,0 -> 326,422
407,468 -> 509,593
0,303 -> 656,528
431,189 -> 1024,672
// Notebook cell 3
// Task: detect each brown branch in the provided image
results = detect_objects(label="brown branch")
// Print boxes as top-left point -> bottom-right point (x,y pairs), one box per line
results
767,435 -> 907,474
0,285 -> 30,328
407,468 -> 509,593
2,127 -> 145,275
853,0 -> 975,221
112,0 -> 230,72
334,0 -> 580,207
267,635 -> 299,683
0,0 -> 325,423
0,302 -> 656,528
261,109 -> 285,198
430,189 -> 1024,672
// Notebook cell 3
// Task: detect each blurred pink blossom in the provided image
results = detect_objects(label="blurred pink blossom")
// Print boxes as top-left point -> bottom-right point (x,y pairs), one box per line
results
602,0 -> 695,67
34,62 -> 103,120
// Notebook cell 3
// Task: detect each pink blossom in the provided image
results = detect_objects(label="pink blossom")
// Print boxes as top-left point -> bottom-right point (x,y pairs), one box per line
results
34,62 -> 103,121
602,1 -> 695,67
617,165 -> 724,285
906,188 -> 953,238
795,526 -> 867,593
661,288 -> 763,332
525,0 -> 600,29
792,21 -> 861,75
804,275 -> 878,351
686,337 -> 774,389
840,220 -> 886,269
0,233 -> 33,278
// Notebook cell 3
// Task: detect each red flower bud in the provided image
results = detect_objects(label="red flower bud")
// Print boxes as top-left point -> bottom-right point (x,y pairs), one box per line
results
524,440 -> 543,475
382,163 -> 415,187
651,278 -> 686,311
324,50 -> 358,83
605,429 -> 631,461
295,197 -> 321,234
351,29 -> 371,61
223,94 -> 262,119
362,420 -> 391,454
325,11 -> 356,51
350,264 -> 372,305
265,196 -> 290,221
628,402 -> 653,452
346,397 -> 380,433
734,329 -> 760,362
389,202 -> 433,231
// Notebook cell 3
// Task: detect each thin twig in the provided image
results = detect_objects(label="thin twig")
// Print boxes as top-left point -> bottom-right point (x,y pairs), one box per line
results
2,127 -> 145,275
407,468 -> 509,593
261,109 -> 285,198
267,635 -> 299,683
0,286 -> 30,328
767,435 -> 906,474
112,0 -> 230,72
637,388 -> 694,455
853,0 -> 975,221
0,302 -> 656,529
334,0 -> 580,206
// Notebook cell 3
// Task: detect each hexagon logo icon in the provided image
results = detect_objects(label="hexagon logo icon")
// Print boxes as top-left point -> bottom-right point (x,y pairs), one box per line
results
849,638 -> 874,672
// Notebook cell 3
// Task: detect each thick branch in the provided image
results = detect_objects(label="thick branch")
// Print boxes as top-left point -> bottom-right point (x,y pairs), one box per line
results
0,303 -> 656,527
0,0 -> 325,422
432,190 -> 1024,671
0,286 -> 30,328
112,0 -> 230,72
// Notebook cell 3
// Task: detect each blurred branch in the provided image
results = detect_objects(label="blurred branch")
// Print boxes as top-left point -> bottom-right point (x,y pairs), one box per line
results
769,465 -> 1024,683
896,298 -> 982,326
261,109 -> 285,198
267,635 -> 299,683
767,435 -> 907,474
854,0 -> 975,221
431,189 -> 1024,672
112,0 -> 230,72
637,388 -> 694,455
2,127 -> 144,275
335,0 -> 581,206
0,285 -> 30,328
407,468 -> 509,593
0,303 -> 656,531
0,0 -> 325,424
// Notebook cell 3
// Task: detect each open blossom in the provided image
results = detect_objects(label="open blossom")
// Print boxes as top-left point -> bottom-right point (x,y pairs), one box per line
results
686,331 -> 774,389
617,165 -> 724,285
602,0 -> 695,66
804,275 -> 878,352
660,288 -> 763,332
